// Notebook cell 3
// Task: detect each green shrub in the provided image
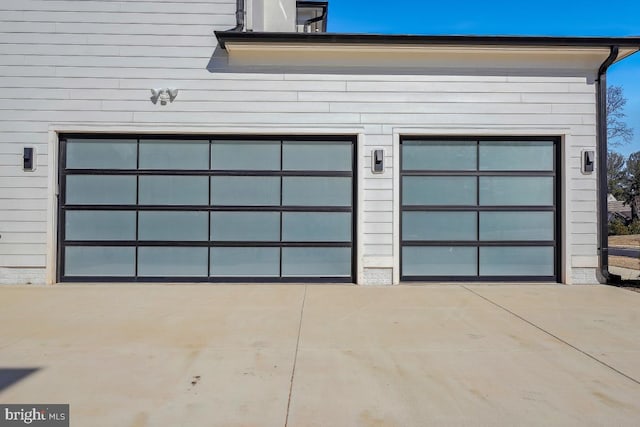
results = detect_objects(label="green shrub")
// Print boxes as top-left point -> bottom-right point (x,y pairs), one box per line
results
609,218 -> 630,235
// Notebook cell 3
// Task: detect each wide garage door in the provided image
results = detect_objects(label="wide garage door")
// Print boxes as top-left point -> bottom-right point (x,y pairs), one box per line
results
58,135 -> 355,282
401,137 -> 558,281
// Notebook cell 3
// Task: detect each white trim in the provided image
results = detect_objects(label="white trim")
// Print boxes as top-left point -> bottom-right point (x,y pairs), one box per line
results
561,134 -> 572,284
392,131 -> 401,285
46,130 -> 59,285
356,133 -> 366,285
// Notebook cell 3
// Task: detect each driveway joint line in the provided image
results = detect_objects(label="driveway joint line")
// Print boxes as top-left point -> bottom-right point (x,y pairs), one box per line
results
462,285 -> 640,387
284,285 -> 307,427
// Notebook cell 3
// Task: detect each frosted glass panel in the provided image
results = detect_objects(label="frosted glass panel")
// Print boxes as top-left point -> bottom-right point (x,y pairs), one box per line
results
65,246 -> 135,277
480,212 -> 554,241
211,176 -> 280,206
282,247 -> 351,277
402,176 -> 476,206
139,176 -> 208,205
480,177 -> 553,206
480,247 -> 554,276
282,177 -> 351,206
283,141 -> 352,171
402,140 -> 477,170
138,247 -> 208,277
65,211 -> 136,241
480,141 -> 554,171
66,139 -> 137,169
402,246 -> 477,276
139,140 -> 209,170
211,141 -> 280,170
211,212 -> 280,241
210,247 -> 280,277
139,211 -> 208,241
282,212 -> 351,242
402,212 -> 476,241
66,175 -> 136,205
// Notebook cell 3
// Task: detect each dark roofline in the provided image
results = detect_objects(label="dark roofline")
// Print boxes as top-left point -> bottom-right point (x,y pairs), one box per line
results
215,31 -> 640,50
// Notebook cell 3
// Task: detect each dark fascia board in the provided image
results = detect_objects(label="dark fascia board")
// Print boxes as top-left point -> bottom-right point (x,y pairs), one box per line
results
215,31 -> 640,50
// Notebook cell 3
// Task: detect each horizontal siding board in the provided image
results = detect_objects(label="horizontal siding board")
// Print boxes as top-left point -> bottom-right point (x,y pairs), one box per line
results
347,81 -> 573,93
361,113 -> 585,125
0,210 -> 47,221
333,102 -> 554,114
0,244 -> 46,255
1,0 -> 234,14
0,232 -> 45,244
363,234 -> 393,245
0,221 -> 47,233
0,199 -> 47,210
0,255 -> 45,267
131,112 -> 360,124
364,212 -> 393,223
364,223 -> 393,234
0,12 -> 233,26
365,245 -> 393,256
300,91 -> 525,103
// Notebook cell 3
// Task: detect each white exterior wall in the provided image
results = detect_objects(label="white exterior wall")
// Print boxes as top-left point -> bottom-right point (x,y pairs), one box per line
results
0,0 -> 600,285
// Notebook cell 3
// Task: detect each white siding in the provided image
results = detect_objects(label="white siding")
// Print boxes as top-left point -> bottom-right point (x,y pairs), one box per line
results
0,0 -> 600,284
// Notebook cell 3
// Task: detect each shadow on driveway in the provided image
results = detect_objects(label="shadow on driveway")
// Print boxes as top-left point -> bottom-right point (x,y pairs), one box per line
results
0,368 -> 39,393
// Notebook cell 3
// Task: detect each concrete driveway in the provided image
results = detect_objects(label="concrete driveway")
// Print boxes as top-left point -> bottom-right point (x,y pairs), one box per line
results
0,284 -> 639,427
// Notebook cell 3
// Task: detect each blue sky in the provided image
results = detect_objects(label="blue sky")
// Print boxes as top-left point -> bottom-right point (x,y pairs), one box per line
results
326,0 -> 640,155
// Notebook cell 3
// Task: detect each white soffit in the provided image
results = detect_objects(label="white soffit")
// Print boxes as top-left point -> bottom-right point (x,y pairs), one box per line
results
224,42 -> 637,70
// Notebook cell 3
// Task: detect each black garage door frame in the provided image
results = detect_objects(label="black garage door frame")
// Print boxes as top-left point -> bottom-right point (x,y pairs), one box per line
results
400,135 -> 562,282
57,134 -> 357,283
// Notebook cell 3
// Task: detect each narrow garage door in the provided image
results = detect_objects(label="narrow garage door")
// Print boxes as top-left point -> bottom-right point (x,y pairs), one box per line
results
58,135 -> 355,282
401,137 -> 558,281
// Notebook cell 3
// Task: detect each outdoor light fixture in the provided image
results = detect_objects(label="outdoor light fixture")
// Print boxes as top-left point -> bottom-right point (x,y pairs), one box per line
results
23,147 -> 35,171
372,149 -> 384,173
150,88 -> 179,105
582,150 -> 595,174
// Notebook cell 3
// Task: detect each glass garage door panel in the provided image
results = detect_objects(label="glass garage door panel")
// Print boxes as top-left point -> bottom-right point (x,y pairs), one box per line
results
402,140 -> 477,171
66,175 -> 136,205
402,176 -> 476,206
479,141 -> 554,171
402,212 -> 476,241
283,141 -> 352,171
211,176 -> 280,206
139,176 -> 209,206
282,247 -> 351,277
65,246 -> 135,277
480,177 -> 554,206
282,212 -> 351,242
211,247 -> 280,277
480,212 -> 554,241
212,141 -> 281,171
138,247 -> 208,277
211,212 -> 280,241
66,139 -> 137,170
282,177 -> 351,206
138,211 -> 208,241
211,141 -> 280,171
139,139 -> 209,170
480,247 -> 554,276
403,247 -> 477,276
65,211 -> 136,241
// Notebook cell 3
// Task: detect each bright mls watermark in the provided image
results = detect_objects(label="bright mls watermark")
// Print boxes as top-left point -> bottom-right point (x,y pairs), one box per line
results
0,405 -> 68,426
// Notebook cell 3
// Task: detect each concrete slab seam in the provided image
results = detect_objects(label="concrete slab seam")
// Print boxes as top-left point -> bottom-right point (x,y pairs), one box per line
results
284,285 -> 307,427
461,285 -> 640,387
